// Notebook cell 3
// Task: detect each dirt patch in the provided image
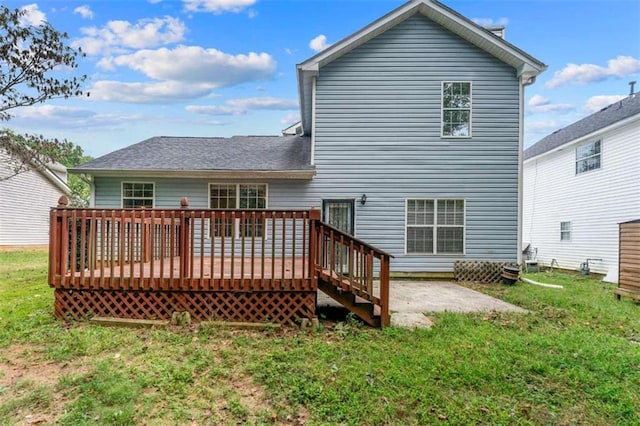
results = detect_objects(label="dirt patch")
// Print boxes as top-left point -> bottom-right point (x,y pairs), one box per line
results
0,343 -> 89,425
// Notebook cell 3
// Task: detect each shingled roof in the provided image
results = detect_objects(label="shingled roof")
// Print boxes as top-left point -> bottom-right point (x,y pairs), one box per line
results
72,135 -> 314,178
524,94 -> 640,161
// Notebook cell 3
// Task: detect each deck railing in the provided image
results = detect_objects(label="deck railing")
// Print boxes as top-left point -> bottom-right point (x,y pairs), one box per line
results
49,198 -> 315,292
311,220 -> 392,327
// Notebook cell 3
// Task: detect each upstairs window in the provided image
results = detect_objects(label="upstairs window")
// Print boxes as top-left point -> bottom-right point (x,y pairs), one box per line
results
442,82 -> 471,137
576,140 -> 601,174
209,183 -> 267,238
122,182 -> 154,208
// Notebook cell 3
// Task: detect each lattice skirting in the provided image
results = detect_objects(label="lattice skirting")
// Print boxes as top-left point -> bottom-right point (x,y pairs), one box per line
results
54,289 -> 316,324
454,261 -> 518,283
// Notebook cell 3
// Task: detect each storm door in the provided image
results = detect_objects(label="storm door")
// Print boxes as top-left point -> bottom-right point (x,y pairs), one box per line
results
322,199 -> 355,274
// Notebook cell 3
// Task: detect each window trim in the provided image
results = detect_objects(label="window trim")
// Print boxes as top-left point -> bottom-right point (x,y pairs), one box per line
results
560,221 -> 571,241
121,181 -> 155,209
575,139 -> 602,175
404,198 -> 466,255
207,182 -> 269,239
441,81 -> 472,139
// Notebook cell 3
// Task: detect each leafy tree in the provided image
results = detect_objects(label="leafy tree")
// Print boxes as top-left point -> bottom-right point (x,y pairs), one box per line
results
0,4 -> 89,203
0,5 -> 87,120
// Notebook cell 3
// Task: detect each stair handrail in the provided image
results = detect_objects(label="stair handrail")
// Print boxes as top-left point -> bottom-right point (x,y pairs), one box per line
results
310,216 -> 392,327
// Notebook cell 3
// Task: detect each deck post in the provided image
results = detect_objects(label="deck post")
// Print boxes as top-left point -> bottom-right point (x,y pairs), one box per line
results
58,196 -> 70,286
379,254 -> 391,327
179,197 -> 190,278
49,196 -> 69,286
308,209 -> 321,285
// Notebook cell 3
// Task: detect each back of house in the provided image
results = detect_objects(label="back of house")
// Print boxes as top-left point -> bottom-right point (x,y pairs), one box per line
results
73,0 -> 546,276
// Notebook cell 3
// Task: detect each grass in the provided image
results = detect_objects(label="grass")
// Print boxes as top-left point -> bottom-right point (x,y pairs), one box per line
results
1,249 -> 640,425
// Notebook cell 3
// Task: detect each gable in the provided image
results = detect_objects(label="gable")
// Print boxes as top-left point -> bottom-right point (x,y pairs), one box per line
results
297,0 -> 546,135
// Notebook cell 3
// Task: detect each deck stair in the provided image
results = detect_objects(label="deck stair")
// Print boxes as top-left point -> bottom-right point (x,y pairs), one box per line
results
311,219 -> 392,327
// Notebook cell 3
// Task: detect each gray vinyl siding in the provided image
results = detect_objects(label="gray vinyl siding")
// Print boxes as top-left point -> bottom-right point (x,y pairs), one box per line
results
311,14 -> 520,271
93,13 -> 521,272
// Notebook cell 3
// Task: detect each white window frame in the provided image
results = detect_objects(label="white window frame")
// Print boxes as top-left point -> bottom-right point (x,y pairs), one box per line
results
575,139 -> 602,175
560,221 -> 571,241
405,198 -> 466,255
121,181 -> 155,208
441,81 -> 472,138
208,183 -> 269,239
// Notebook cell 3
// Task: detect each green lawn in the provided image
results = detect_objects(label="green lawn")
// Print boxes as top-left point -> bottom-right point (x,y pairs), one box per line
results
1,249 -> 639,425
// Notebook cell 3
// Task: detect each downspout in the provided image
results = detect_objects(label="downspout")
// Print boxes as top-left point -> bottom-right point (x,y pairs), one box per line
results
517,74 -> 537,265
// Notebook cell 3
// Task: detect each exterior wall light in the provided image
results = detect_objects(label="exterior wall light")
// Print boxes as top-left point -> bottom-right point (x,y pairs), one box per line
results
360,194 -> 367,205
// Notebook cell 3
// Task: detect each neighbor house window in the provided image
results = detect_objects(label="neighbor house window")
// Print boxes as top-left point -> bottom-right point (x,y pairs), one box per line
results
406,199 -> 465,254
560,221 -> 571,241
209,183 -> 267,237
576,140 -> 601,174
442,82 -> 471,137
122,182 -> 154,208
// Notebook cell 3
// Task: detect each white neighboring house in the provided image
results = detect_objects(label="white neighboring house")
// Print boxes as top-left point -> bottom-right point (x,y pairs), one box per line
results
0,148 -> 71,247
523,93 -> 640,282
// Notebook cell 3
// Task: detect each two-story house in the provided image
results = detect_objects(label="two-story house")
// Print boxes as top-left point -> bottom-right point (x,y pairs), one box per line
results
523,93 -> 640,282
73,0 -> 546,278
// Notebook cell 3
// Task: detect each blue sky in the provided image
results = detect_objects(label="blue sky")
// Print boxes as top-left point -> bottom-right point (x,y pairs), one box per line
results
4,0 -> 640,157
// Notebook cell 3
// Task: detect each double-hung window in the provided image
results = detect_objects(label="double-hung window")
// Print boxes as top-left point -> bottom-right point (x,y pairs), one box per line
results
560,221 -> 571,241
209,183 -> 267,238
406,199 -> 465,254
576,140 -> 601,174
122,182 -> 154,208
442,82 -> 471,137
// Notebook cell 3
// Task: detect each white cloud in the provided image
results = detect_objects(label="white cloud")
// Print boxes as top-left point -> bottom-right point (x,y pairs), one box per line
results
227,97 -> 297,110
247,8 -> 257,18
89,80 -> 217,103
13,105 -> 141,129
107,45 -> 276,87
20,4 -> 46,25
73,5 -> 94,20
280,112 -> 300,125
583,95 -> 627,113
472,17 -> 509,27
525,120 -> 562,133
545,56 -> 640,88
183,0 -> 256,14
72,16 -> 186,55
18,105 -> 95,120
186,105 -> 237,115
309,34 -> 330,52
186,96 -> 298,116
526,94 -> 574,114
148,0 -> 163,3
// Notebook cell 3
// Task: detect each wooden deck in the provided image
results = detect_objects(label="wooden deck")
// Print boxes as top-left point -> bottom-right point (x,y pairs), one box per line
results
49,199 -> 391,326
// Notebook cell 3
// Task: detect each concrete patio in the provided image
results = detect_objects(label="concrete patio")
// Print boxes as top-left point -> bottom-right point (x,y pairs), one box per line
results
318,280 -> 527,328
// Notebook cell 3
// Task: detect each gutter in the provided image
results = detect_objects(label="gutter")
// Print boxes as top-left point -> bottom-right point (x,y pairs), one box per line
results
69,169 -> 317,180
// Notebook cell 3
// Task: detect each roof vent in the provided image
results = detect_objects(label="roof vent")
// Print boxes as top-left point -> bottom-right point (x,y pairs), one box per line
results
485,26 -> 505,39
629,80 -> 636,96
